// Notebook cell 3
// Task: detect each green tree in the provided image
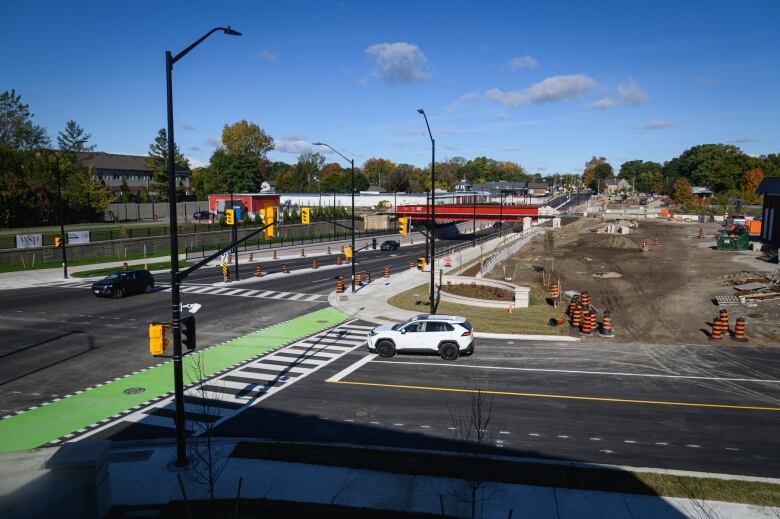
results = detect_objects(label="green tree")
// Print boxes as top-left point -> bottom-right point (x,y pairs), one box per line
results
57,120 -> 95,152
146,128 -> 189,202
672,177 -> 693,204
582,156 -> 612,191
293,152 -> 325,192
0,89 -> 49,151
663,144 -> 750,193
119,177 -> 131,202
362,158 -> 395,189
221,120 -> 274,161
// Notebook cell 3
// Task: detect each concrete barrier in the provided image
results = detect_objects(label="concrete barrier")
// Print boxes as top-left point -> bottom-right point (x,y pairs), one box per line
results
440,275 -> 530,308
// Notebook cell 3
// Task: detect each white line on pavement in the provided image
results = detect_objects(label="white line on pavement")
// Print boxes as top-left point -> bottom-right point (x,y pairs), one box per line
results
327,353 -> 376,382
370,360 -> 780,384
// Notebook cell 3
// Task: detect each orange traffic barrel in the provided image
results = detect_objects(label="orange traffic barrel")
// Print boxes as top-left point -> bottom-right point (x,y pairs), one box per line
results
272,250 -> 277,260
365,271 -> 371,284
580,291 -> 591,309
409,261 -> 415,269
336,276 -> 345,293
653,235 -> 660,246
255,266 -> 262,277
719,309 -> 729,336
337,256 -> 342,265
580,311 -> 593,334
282,264 -> 290,274
549,317 -> 566,327
550,282 -> 560,300
600,310 -> 614,337
311,259 -> 318,269
571,305 -> 583,327
710,317 -> 722,340
384,266 -> 390,278
355,273 -> 362,285
733,317 -> 747,342
698,228 -> 704,239
300,248 -> 305,257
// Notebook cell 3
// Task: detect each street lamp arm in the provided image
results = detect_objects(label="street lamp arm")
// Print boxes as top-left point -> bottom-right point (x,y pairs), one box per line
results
171,26 -> 241,65
417,109 -> 434,144
312,142 -> 352,164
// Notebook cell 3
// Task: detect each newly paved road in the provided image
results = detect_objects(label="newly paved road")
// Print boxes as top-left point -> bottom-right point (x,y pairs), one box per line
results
204,337 -> 780,478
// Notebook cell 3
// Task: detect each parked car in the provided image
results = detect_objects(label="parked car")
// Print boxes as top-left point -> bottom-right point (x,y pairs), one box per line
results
367,314 -> 474,360
193,210 -> 215,221
380,240 -> 400,251
91,270 -> 155,298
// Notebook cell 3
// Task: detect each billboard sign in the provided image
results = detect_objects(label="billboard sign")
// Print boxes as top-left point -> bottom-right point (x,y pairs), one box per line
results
67,231 -> 90,244
16,233 -> 42,249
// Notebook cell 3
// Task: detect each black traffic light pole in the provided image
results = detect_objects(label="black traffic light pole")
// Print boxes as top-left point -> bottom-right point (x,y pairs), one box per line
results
313,142 -> 356,293
418,109 -> 436,314
166,26 -> 241,468
55,158 -> 68,278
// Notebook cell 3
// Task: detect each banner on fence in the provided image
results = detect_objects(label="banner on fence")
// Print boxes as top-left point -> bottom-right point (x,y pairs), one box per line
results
67,231 -> 90,244
16,233 -> 42,249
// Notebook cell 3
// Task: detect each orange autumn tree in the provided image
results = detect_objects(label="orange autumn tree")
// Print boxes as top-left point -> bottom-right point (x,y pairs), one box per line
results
742,168 -> 764,205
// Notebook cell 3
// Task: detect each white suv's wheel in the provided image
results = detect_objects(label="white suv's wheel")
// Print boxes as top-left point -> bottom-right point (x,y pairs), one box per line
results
439,342 -> 459,361
376,340 -> 396,358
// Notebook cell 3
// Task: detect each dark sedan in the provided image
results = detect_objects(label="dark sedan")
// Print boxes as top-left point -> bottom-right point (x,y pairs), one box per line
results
380,240 -> 400,251
91,270 -> 155,298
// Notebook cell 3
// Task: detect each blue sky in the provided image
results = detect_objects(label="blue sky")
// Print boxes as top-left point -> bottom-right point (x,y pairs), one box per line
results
3,0 -> 779,173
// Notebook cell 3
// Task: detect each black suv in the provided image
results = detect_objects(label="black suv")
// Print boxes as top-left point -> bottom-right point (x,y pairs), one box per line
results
380,240 -> 400,251
193,210 -> 215,221
91,270 -> 155,298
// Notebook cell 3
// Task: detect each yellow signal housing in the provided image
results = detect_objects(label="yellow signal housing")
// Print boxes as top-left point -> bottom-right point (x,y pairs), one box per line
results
149,323 -> 171,356
54,236 -> 62,248
225,209 -> 235,225
344,246 -> 353,259
398,217 -> 409,236
417,257 -> 426,270
264,207 -> 275,239
301,207 -> 310,225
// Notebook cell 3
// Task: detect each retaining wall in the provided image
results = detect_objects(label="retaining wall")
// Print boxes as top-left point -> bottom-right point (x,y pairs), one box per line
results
440,275 -> 530,308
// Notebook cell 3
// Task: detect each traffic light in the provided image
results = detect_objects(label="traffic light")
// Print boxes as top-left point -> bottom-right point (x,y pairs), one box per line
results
372,238 -> 377,249
264,207 -> 275,239
417,257 -> 426,271
398,217 -> 409,236
54,236 -> 62,248
181,315 -> 196,351
301,207 -> 310,225
225,209 -> 235,225
149,323 -> 171,356
344,246 -> 353,259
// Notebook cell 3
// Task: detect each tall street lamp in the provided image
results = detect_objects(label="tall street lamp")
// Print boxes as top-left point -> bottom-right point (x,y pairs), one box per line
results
313,142 -> 356,293
417,109 -> 436,313
166,25 -> 241,467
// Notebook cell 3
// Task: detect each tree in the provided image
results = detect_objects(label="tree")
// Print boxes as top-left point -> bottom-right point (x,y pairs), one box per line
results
742,168 -> 764,205
582,156 -> 612,191
293,152 -> 325,192
384,166 -> 412,193
0,89 -> 49,151
362,158 -> 395,189
146,128 -> 189,202
663,144 -> 749,193
57,120 -> 95,152
119,177 -> 131,202
672,177 -> 693,205
221,120 -> 273,161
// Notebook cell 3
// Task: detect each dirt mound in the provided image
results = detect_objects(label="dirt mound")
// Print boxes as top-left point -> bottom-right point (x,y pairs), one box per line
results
593,235 -> 638,250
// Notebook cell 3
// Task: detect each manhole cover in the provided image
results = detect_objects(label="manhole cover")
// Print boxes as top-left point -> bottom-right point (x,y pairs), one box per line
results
123,387 -> 145,395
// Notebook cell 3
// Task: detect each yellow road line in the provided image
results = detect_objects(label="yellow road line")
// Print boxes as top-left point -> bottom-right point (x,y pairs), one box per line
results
327,380 -> 780,412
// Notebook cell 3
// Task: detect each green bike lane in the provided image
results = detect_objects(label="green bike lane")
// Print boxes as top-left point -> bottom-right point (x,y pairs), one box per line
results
0,307 -> 348,454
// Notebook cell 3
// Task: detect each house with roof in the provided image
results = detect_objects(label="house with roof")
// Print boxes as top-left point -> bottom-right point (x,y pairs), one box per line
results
606,178 -> 631,194
76,152 -> 191,200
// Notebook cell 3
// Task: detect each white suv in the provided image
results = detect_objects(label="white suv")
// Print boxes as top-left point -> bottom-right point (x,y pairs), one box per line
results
367,315 -> 475,360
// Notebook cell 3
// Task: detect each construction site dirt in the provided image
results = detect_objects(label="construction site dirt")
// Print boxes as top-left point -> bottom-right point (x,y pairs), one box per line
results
492,218 -> 780,347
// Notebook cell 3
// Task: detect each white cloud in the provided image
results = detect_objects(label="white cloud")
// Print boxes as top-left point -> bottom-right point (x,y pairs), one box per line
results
638,120 -> 676,130
617,79 -> 649,106
448,90 -> 480,112
507,55 -> 538,70
486,74 -> 596,107
365,42 -> 430,85
188,158 -> 207,168
274,136 -> 311,154
590,97 -> 616,110
259,49 -> 278,62
205,136 -> 221,148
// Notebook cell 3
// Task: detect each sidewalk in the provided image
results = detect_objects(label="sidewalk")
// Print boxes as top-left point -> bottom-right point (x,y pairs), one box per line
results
10,440 -> 773,518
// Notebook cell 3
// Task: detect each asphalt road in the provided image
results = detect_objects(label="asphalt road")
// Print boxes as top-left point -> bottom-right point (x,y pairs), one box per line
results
208,337 -> 780,477
0,235 -> 456,416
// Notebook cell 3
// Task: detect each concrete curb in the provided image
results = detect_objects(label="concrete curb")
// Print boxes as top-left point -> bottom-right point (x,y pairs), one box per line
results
474,331 -> 579,342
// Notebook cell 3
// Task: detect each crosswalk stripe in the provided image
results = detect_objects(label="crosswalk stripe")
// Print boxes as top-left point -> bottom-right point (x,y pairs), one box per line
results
247,362 -> 310,373
287,293 -> 306,301
241,290 -> 260,297
187,286 -> 214,293
265,354 -> 327,365
271,292 -> 292,299
208,288 -> 231,294
223,289 -> 244,296
303,294 -> 322,302
256,291 -> 276,297
281,347 -> 340,358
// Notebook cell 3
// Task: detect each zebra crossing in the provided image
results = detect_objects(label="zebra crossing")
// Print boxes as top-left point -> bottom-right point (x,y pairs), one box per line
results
41,279 -> 327,303
65,320 -> 373,442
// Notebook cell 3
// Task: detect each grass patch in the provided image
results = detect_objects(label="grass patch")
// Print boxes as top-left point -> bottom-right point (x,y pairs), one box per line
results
71,260 -> 193,278
440,282 -> 514,301
388,283 -> 568,335
0,249 -> 179,273
232,442 -> 780,507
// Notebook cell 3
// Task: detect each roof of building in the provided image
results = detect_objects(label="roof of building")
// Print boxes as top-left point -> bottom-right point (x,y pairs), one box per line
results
76,152 -> 190,174
528,182 -> 549,189
473,181 -> 528,191
692,186 -> 713,194
757,177 -> 780,194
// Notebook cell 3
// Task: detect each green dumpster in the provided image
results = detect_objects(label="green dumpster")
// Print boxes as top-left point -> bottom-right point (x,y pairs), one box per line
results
716,230 -> 749,250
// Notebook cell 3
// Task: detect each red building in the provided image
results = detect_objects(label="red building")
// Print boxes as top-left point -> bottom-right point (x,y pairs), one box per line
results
208,193 -> 280,215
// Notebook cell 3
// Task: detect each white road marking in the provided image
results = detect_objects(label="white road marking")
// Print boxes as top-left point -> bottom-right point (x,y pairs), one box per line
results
590,437 -> 601,441
558,435 -> 569,439
528,433 -> 540,437
370,360 -> 780,384
499,431 -> 511,435
393,423 -> 404,426
624,440 -> 636,444
655,442 -> 669,446
600,449 -> 614,454
686,444 -> 701,448
327,353 -> 376,382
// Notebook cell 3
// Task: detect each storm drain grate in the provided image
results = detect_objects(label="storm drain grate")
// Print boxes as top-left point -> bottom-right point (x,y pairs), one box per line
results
123,387 -> 146,395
